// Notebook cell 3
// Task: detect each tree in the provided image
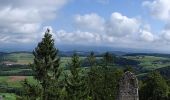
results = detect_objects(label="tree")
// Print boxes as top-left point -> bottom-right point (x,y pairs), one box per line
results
65,53 -> 87,100
32,29 -> 61,100
87,52 -> 96,66
124,66 -> 135,73
86,52 -> 123,100
102,52 -> 114,99
103,52 -> 114,66
140,71 -> 169,100
87,52 -> 98,99
17,79 -> 41,100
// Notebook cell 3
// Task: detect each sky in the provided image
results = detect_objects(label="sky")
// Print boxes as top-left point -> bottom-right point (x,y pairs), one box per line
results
1,0 -> 170,53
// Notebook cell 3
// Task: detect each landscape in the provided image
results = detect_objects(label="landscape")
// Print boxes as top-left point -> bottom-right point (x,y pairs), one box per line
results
1,0 -> 170,100
0,48 -> 170,99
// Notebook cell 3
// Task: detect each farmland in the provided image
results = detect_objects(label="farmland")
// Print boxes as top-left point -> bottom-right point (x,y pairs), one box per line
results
0,52 -> 170,99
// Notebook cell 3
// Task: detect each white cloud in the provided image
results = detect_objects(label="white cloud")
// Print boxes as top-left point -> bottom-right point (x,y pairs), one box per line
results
106,12 -> 140,37
161,30 -> 170,41
53,12 -> 164,51
0,0 -> 69,43
143,0 -> 170,21
55,30 -> 102,44
139,29 -> 155,42
75,13 -> 105,32
74,12 -> 140,37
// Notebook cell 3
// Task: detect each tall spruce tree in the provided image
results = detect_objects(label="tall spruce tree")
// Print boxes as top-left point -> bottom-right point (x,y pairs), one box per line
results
87,52 -> 98,99
65,53 -> 87,100
32,29 -> 61,100
102,52 -> 116,100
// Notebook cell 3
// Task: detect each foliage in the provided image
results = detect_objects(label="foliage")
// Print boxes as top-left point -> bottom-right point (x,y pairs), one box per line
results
139,71 -> 169,100
65,53 -> 88,100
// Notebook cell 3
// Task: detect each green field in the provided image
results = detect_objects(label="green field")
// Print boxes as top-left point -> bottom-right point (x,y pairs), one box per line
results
1,53 -> 170,99
0,93 -> 16,100
125,55 -> 170,70
1,53 -> 33,65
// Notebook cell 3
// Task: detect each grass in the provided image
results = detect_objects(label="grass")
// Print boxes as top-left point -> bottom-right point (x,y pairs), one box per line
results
1,53 -> 33,65
0,93 -> 16,100
0,76 -> 22,87
0,76 -> 37,88
126,55 -> 170,70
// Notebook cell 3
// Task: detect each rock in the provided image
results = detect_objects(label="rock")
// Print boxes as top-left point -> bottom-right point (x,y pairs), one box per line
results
116,71 -> 139,100
0,95 -> 3,100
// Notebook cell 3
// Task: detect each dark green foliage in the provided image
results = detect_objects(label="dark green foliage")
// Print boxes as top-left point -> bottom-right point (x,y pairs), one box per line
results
87,52 -> 96,66
139,71 -> 169,100
33,29 -> 60,81
157,66 -> 170,79
19,79 -> 41,100
86,52 -> 123,100
32,29 -> 61,100
87,52 -> 98,100
124,66 -> 135,73
103,52 -> 114,65
65,53 -> 88,100
20,29 -> 62,100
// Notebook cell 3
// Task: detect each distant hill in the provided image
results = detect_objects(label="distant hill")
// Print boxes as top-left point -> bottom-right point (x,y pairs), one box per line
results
0,52 -> 7,56
0,50 -> 127,57
124,53 -> 170,58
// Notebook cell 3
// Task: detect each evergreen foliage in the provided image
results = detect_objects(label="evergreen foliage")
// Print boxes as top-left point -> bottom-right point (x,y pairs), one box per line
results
17,30 -> 170,100
32,29 -> 61,99
65,53 -> 88,100
140,71 -> 169,100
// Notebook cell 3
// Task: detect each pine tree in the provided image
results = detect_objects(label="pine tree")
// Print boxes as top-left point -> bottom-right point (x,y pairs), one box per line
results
87,52 -> 98,100
18,79 -> 41,100
32,29 -> 61,100
101,52 -> 117,100
65,53 -> 87,100
103,52 -> 113,66
140,71 -> 169,100
87,52 -> 96,66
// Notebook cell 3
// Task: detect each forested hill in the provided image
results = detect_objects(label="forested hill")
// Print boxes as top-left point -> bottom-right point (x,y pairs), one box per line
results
124,53 -> 170,58
0,51 -> 127,57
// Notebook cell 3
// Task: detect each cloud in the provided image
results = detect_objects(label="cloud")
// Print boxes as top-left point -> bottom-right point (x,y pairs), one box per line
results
143,0 -> 170,21
52,12 -> 162,51
139,29 -> 155,42
75,12 -> 140,37
55,30 -> 102,44
0,0 -> 69,43
106,12 -> 140,37
75,13 -> 105,32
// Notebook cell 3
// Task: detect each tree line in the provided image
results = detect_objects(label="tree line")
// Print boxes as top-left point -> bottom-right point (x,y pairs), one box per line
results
16,29 -> 170,100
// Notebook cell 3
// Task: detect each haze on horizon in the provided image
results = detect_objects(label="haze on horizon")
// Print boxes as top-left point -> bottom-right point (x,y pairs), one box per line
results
0,0 -> 170,53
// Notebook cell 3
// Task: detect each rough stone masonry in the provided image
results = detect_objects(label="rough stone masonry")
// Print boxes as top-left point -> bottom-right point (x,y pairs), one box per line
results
116,71 -> 139,100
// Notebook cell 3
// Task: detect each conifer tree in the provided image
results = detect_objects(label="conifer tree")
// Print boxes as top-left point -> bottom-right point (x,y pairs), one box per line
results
32,29 -> 61,100
18,79 -> 41,100
87,52 -> 99,99
103,52 -> 113,66
65,53 -> 87,100
87,52 -> 96,66
140,71 -> 169,100
102,52 -> 116,99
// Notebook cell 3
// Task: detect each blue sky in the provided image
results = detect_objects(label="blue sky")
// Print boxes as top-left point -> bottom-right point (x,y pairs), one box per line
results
0,0 -> 170,53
